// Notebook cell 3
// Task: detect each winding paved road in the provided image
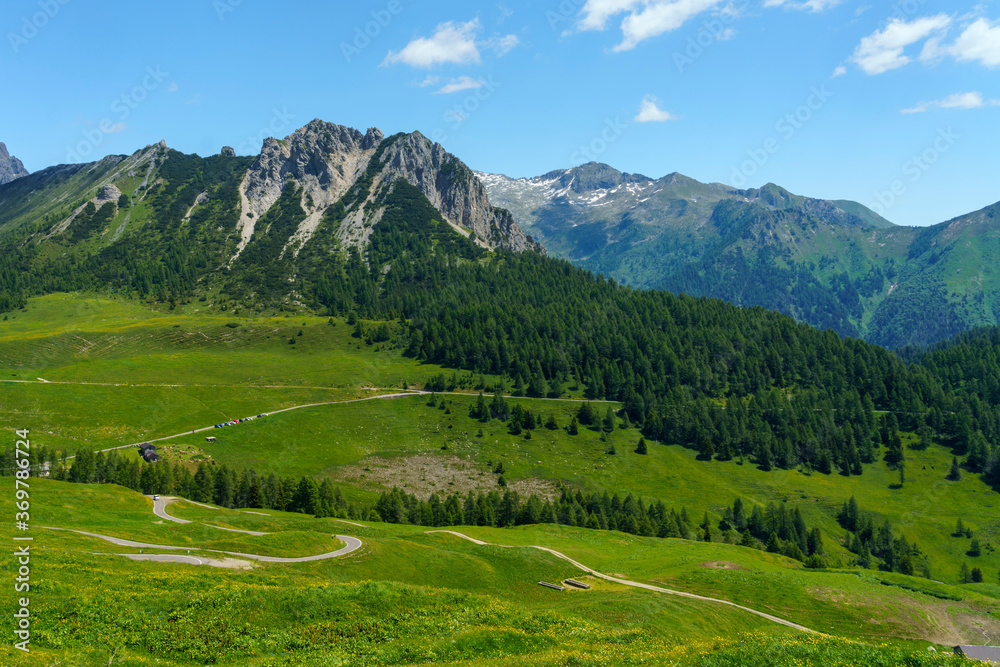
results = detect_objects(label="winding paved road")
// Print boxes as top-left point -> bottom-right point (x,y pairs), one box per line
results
151,496 -> 269,535
426,530 -> 818,635
44,495 -> 363,567
45,526 -> 363,563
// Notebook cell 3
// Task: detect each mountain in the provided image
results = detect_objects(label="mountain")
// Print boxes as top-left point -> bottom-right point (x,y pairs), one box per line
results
478,163 -> 999,348
0,120 -> 539,312
0,141 -> 29,184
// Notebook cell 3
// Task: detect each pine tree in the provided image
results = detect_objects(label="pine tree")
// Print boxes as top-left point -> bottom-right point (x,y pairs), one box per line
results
568,416 -> 579,435
636,437 -> 648,455
602,406 -> 616,433
733,498 -> 748,532
947,456 -> 961,481
699,436 -> 715,461
969,538 -> 982,557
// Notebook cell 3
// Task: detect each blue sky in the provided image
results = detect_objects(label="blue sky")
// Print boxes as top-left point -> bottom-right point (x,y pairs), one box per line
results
1,0 -> 997,226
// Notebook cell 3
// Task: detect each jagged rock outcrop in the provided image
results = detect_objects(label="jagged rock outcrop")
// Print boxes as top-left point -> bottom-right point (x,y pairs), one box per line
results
235,121 -> 383,255
48,182 -> 123,237
220,146 -> 236,157
96,183 -> 122,202
234,119 -> 540,258
0,142 -> 29,185
376,131 -> 540,252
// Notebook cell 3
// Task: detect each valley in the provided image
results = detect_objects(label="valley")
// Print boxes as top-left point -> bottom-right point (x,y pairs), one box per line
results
3,293 -> 1000,665
1,123 -> 998,666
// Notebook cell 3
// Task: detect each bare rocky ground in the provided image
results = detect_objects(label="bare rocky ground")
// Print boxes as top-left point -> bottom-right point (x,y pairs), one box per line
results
337,453 -> 558,499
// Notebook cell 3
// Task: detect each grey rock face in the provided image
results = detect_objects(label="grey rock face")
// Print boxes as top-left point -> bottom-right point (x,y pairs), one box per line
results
96,183 -> 122,202
0,142 -> 29,185
221,146 -> 236,157
234,119 -> 538,258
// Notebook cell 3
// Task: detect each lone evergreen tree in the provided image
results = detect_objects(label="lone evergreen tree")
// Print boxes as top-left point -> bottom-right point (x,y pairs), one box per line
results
636,437 -> 648,455
602,406 -> 616,433
947,456 -> 961,481
568,416 -> 579,435
969,538 -> 982,557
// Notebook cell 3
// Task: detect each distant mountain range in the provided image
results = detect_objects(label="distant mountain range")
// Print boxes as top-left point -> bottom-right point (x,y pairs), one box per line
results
2,127 -> 998,349
0,142 -> 29,185
478,163 -> 1000,348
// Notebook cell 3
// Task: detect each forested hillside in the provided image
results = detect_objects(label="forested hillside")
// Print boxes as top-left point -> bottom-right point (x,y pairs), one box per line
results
1,136 -> 999,491
480,164 -> 1000,348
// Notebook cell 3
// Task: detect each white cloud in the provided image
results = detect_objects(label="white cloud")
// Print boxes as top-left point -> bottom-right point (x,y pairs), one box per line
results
949,18 -> 1000,67
850,14 -> 951,75
434,76 -> 484,94
577,0 -> 720,51
383,19 -> 481,68
103,122 -> 127,133
488,33 -> 520,56
615,0 -> 722,51
901,91 -> 1000,113
578,0 -> 643,31
831,65 -> 847,77
167,82 -> 178,92
417,75 -> 440,87
764,0 -> 842,12
634,95 -> 677,122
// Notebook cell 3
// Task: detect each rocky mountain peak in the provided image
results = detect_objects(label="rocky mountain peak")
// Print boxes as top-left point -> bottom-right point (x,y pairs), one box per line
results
220,146 -> 236,157
540,162 -> 653,194
0,141 -> 29,185
233,120 -> 538,260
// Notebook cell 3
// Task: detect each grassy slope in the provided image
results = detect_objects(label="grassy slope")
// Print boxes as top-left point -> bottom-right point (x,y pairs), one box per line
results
2,294 -> 999,583
1,480 -> 995,666
2,293 -> 1000,665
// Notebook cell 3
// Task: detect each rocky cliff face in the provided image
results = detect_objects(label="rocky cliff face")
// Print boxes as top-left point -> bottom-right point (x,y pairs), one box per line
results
235,119 -> 539,258
0,142 -> 29,185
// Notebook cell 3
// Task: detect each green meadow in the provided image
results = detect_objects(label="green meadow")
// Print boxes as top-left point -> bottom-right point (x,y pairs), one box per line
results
0,480 -> 995,666
2,292 -> 1000,665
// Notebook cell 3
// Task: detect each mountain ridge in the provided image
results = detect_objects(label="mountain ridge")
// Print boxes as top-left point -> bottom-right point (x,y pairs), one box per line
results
477,162 -> 997,348
0,141 -> 29,185
0,119 -> 540,313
